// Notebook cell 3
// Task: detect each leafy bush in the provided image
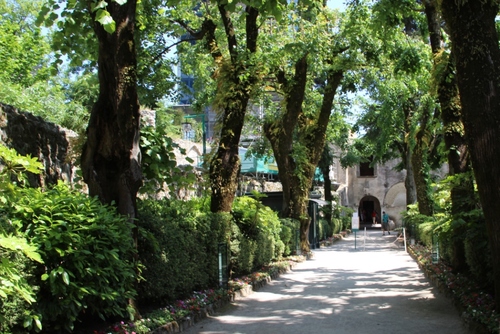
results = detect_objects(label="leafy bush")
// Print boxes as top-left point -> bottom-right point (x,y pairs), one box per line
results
331,217 -> 342,234
230,196 -> 283,276
254,233 -> 275,269
136,198 -> 228,305
318,218 -> 332,239
279,218 -> 299,256
403,178 -> 493,293
3,183 -> 137,332
233,231 -> 257,275
274,239 -> 285,259
0,145 -> 45,332
140,125 -> 198,199
0,237 -> 42,334
464,222 -> 493,289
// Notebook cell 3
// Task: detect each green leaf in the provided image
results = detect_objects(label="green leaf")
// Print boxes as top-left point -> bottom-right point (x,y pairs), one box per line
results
95,9 -> 116,33
23,317 -> 32,328
41,273 -> 49,281
34,316 -> 42,330
0,234 -> 44,263
92,0 -> 108,12
62,271 -> 70,285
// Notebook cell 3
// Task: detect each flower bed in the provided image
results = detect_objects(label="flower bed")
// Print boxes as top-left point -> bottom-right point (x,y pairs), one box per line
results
95,257 -> 306,334
408,244 -> 499,333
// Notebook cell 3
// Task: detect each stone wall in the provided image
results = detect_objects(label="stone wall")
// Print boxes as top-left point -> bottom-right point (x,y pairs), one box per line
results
0,103 -> 77,188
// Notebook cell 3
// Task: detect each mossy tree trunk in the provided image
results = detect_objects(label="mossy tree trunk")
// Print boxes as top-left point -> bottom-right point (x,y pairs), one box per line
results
81,0 -> 142,224
319,145 -> 334,225
401,103 -> 417,207
441,0 -> 500,308
200,6 -> 260,214
424,0 -> 475,272
410,104 -> 436,217
264,55 -> 344,253
80,0 -> 142,317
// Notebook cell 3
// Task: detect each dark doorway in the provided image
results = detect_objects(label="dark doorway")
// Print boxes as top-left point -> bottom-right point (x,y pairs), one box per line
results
362,201 -> 374,223
359,195 -> 381,229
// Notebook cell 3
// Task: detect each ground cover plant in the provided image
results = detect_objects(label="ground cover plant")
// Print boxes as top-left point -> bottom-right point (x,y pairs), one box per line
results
409,244 -> 499,333
96,257 -> 308,334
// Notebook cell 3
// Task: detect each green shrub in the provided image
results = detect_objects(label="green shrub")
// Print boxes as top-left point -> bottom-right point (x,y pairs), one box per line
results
254,233 -> 275,268
0,146 -> 46,333
0,248 -> 40,334
0,145 -> 127,333
274,240 -> 285,259
280,218 -> 299,256
230,196 -> 283,276
235,236 -> 257,275
136,198 -> 227,305
464,221 -> 493,289
318,218 -> 332,239
331,218 -> 342,234
4,183 -> 137,332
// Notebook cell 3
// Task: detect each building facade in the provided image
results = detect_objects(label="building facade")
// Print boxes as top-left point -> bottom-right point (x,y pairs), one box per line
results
335,157 -> 407,228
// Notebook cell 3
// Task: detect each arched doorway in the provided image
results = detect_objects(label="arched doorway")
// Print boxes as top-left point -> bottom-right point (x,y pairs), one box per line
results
359,195 -> 381,229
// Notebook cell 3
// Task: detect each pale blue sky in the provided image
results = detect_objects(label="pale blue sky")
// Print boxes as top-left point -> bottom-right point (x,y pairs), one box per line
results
327,0 -> 346,10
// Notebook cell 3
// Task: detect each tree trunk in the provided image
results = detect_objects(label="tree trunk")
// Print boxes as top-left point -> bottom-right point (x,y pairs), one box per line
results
209,5 -> 259,213
410,147 -> 433,215
264,56 -> 309,249
319,146 -> 334,225
404,149 -> 417,206
401,104 -> 417,207
209,101 -> 246,212
81,0 -> 142,220
424,0 -> 475,272
441,0 -> 500,308
265,53 -> 344,253
410,104 -> 434,216
81,0 -> 142,318
438,57 -> 474,272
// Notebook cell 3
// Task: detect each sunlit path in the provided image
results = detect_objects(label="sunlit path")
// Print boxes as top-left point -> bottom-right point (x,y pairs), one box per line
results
182,230 -> 470,334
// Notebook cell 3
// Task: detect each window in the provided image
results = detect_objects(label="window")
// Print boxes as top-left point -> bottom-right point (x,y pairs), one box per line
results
359,156 -> 375,177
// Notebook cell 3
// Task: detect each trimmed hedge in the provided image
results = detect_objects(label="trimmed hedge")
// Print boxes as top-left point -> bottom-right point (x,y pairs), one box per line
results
230,196 -> 283,277
136,199 -> 230,305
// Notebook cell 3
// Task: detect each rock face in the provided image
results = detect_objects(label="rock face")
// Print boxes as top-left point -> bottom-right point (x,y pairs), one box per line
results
0,103 -> 77,188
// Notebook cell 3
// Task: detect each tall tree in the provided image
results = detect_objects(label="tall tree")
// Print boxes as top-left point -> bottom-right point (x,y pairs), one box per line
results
423,0 -> 475,272
39,0 -> 143,227
263,5 -> 347,252
356,0 -> 441,210
172,0 -> 286,213
80,0 -> 142,222
440,0 -> 500,308
206,4 -> 260,213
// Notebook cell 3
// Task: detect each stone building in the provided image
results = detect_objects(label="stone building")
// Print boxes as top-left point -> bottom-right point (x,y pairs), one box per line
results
333,156 -> 408,228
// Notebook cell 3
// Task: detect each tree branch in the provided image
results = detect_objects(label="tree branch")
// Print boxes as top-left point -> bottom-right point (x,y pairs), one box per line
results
174,18 -> 222,63
151,38 -> 195,63
245,6 -> 259,53
218,4 -> 238,62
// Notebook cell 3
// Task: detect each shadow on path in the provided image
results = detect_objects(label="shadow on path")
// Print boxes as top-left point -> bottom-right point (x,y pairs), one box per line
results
182,230 -> 470,334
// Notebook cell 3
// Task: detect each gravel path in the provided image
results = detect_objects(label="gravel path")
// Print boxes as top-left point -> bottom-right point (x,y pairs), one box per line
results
182,229 -> 470,334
